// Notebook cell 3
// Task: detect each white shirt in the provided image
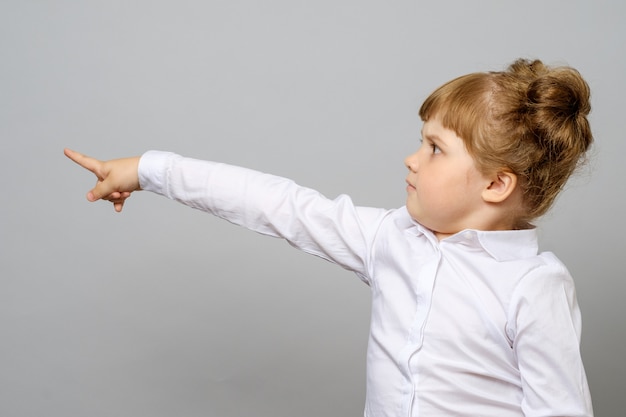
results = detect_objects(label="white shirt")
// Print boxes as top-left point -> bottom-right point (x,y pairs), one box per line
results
138,151 -> 593,417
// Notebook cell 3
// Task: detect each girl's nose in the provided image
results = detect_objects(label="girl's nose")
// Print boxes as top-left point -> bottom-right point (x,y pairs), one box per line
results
404,152 -> 419,172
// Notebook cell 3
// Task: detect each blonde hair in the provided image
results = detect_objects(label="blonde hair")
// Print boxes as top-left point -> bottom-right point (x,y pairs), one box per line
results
419,58 -> 593,226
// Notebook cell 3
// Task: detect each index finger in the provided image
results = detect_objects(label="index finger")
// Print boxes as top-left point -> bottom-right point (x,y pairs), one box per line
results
64,148 -> 103,177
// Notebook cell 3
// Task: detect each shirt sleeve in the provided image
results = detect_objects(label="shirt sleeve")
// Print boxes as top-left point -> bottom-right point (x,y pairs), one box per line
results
138,150 -> 390,282
508,254 -> 593,417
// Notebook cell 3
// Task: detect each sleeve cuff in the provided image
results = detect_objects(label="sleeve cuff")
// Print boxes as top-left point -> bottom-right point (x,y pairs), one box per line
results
137,150 -> 175,195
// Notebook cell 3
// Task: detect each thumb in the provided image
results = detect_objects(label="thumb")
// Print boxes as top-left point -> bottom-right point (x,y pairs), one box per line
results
87,179 -> 111,202
87,168 -> 119,202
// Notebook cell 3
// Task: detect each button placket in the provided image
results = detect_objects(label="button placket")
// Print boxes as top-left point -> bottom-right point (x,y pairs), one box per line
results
407,251 -> 440,347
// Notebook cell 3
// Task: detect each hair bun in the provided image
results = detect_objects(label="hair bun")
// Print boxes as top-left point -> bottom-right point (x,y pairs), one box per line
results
516,60 -> 592,152
526,67 -> 591,119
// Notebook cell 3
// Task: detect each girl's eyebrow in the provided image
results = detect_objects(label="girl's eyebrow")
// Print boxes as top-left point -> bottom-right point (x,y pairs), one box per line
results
422,132 -> 444,146
420,126 -> 447,148
420,127 -> 443,143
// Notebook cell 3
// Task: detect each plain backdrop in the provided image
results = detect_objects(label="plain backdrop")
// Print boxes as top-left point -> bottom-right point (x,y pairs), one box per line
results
1,1 -> 624,416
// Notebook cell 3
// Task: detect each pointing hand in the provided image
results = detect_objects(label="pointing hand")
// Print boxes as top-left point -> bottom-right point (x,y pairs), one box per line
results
64,148 -> 141,212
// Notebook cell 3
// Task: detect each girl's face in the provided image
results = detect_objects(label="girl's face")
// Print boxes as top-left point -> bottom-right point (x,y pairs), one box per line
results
404,117 -> 490,239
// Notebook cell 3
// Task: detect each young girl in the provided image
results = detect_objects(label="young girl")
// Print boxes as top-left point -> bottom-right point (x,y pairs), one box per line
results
65,58 -> 594,417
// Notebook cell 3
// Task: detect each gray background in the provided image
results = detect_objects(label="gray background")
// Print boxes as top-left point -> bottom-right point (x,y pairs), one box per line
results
1,1 -> 624,416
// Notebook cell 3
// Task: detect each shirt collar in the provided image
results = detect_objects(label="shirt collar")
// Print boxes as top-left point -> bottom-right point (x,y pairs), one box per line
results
450,229 -> 539,261
409,220 -> 539,261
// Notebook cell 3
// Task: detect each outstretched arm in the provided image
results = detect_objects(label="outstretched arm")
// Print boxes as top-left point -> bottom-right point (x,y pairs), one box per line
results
64,148 -> 141,212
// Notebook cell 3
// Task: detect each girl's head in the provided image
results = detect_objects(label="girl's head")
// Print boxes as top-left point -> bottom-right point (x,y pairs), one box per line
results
419,58 -> 593,227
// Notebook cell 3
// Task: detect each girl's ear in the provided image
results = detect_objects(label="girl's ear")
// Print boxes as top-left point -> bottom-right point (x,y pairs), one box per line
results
482,171 -> 518,203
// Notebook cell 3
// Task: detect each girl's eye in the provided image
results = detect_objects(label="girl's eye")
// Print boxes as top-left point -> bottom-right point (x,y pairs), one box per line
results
419,138 -> 441,155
